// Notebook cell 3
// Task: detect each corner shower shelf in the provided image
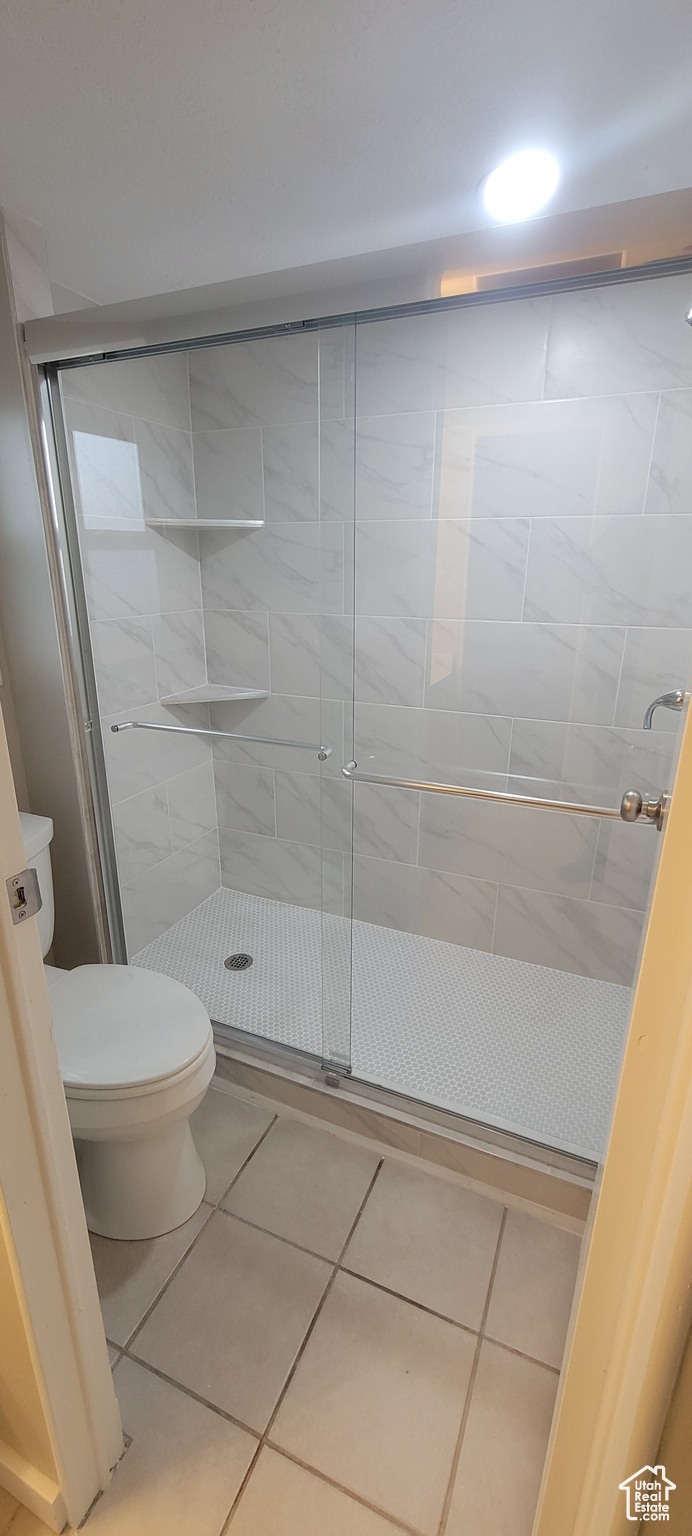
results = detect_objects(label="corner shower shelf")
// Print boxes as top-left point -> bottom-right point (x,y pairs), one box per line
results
161,684 -> 269,706
145,518 -> 264,530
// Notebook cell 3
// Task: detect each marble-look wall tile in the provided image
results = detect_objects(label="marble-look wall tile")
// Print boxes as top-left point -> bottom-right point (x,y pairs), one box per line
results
81,527 -> 202,622
614,627 -> 692,731
355,299 -> 549,416
211,693 -> 344,775
355,518 -> 529,621
590,820 -> 659,911
355,701 -> 512,777
563,724 -> 675,796
214,762 -> 276,836
352,782 -> 419,864
355,616 -> 427,706
645,389 -> 692,516
419,794 -> 599,898
319,326 -> 353,421
426,620 -> 624,725
62,352 -> 191,431
167,761 -> 217,850
152,609 -> 206,698
262,421 -> 318,520
91,616 -> 157,716
204,608 -> 270,690
200,523 -> 327,613
353,857 -> 497,949
508,719 -> 675,797
104,702 -> 212,805
220,828 -> 344,914
274,771 -> 352,852
134,419 -> 195,522
507,719 -> 569,784
434,394 -> 657,521
321,518 -> 347,615
524,515 -> 692,627
493,885 -> 644,985
269,612 -> 320,697
122,830 -> 220,954
356,412 -> 435,519
112,783 -> 171,885
320,615 -> 354,702
189,333 -> 317,430
544,273 -> 692,399
320,418 -> 356,521
66,399 -> 141,531
192,428 -> 264,521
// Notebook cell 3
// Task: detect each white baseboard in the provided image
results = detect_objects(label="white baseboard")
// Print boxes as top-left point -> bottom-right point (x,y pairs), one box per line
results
0,1439 -> 66,1532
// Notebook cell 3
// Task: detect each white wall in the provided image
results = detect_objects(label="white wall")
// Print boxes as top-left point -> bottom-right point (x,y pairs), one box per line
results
0,209 -> 101,967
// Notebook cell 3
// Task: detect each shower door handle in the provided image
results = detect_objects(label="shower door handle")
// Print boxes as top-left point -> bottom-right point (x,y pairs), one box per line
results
341,763 -> 667,829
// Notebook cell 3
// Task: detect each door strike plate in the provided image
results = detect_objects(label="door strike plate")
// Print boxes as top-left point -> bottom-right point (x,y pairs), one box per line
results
6,868 -> 43,926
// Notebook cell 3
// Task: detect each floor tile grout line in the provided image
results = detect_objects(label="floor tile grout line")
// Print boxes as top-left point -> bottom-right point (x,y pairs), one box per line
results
213,1203 -> 340,1265
211,1194 -> 518,1347
334,1157 -> 385,1265
217,1441 -> 265,1536
437,1206 -> 508,1536
119,1348 -> 263,1439
338,1265 -> 482,1336
482,1334 -> 561,1375
218,1267 -> 341,1534
213,1113 -> 280,1207
263,1157 -> 385,1438
119,1201 -> 217,1354
113,1116 -> 278,1356
263,1442 -> 428,1536
220,1159 -> 385,1535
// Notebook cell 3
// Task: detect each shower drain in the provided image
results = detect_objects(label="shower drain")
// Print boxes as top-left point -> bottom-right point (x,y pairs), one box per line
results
224,952 -> 254,971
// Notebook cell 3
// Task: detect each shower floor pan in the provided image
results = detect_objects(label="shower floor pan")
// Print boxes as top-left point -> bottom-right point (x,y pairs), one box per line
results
131,886 -> 631,1162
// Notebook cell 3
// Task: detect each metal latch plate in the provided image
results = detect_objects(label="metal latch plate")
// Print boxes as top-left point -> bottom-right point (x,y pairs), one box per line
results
6,868 -> 43,926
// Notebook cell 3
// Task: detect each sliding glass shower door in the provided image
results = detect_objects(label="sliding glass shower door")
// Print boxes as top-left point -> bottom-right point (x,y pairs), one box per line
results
346,271 -> 692,1161
47,263 -> 692,1165
51,319 -> 357,1076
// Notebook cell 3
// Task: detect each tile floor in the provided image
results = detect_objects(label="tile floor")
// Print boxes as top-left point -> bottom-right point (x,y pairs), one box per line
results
2,1083 -> 582,1536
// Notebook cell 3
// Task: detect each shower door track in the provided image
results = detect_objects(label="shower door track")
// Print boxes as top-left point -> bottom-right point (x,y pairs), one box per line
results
211,1021 -> 597,1183
30,255 -> 692,372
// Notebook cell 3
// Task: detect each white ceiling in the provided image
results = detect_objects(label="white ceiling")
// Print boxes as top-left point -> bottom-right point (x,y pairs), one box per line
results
1,0 -> 692,305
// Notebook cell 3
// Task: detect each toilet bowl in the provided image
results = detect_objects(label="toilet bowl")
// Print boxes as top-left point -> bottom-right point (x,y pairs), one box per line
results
20,812 -> 216,1240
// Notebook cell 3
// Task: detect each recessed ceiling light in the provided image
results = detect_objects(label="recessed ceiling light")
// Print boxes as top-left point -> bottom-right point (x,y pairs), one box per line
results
482,150 -> 560,223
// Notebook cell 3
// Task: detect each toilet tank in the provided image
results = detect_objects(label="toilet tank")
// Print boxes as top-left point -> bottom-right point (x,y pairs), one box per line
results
18,813 -> 55,958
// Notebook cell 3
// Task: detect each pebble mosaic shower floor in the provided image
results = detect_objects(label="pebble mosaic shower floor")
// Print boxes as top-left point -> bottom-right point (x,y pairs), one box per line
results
132,886 -> 632,1161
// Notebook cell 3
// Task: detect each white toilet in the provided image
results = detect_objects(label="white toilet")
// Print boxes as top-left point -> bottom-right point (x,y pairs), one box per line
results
19,812 -> 216,1241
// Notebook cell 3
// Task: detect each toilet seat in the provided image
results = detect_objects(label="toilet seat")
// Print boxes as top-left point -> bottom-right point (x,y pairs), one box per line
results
48,964 -> 213,1095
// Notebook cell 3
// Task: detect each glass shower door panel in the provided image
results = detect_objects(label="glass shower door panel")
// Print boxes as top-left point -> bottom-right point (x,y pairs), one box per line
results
350,274 -> 692,1161
56,322 -> 357,1072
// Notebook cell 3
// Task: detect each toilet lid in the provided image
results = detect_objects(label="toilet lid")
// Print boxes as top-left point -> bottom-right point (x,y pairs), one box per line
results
48,965 -> 212,1090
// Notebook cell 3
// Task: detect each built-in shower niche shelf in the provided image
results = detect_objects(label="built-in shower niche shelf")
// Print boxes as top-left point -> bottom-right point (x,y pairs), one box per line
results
161,684 -> 269,706
145,518 -> 264,530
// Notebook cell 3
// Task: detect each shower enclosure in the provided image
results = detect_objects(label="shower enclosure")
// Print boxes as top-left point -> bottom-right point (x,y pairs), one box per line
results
42,265 -> 692,1168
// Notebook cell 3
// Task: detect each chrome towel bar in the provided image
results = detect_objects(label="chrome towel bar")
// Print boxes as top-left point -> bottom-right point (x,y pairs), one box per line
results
341,763 -> 666,827
111,720 -> 332,761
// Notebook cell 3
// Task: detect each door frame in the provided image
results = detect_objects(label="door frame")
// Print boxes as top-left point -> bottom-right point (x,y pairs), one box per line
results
0,709 -> 122,1529
534,700 -> 692,1533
